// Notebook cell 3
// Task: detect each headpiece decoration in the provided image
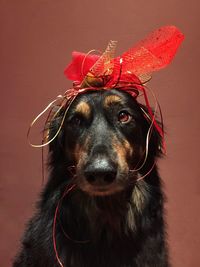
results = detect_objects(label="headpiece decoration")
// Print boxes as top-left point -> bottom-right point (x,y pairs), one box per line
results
28,25 -> 184,152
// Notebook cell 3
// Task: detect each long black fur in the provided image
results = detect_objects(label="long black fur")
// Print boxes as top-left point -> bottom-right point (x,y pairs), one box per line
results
13,89 -> 169,267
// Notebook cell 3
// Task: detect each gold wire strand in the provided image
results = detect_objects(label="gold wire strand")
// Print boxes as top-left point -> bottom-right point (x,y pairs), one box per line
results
131,85 -> 159,173
27,94 -> 77,148
41,105 -> 56,184
27,95 -> 64,147
39,96 -> 77,147
80,49 -> 102,88
136,161 -> 156,182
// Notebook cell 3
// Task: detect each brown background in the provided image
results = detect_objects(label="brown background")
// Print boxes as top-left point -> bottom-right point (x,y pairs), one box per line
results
1,0 -> 200,266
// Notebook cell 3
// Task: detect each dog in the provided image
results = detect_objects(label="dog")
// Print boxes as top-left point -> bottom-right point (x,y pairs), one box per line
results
13,88 -> 169,267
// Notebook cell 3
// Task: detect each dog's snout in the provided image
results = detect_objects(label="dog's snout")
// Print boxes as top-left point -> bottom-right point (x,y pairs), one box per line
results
84,158 -> 117,186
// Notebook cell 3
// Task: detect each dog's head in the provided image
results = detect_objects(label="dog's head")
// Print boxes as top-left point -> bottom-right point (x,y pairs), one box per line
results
49,89 -> 162,196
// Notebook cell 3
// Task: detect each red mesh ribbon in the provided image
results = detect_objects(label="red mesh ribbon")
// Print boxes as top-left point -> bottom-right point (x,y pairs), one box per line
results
64,25 -> 184,86
63,25 -> 184,149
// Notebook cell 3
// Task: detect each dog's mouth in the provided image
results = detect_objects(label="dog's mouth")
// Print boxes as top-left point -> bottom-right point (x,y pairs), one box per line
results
75,171 -> 130,196
79,182 -> 124,196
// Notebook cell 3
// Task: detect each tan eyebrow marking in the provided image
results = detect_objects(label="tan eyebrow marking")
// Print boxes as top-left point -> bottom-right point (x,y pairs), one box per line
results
104,95 -> 122,108
75,101 -> 91,119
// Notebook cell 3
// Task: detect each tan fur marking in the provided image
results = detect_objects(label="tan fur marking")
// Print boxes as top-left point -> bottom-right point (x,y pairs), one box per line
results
74,136 -> 90,163
112,136 -> 129,171
104,95 -> 122,108
74,143 -> 81,162
132,182 -> 148,213
126,184 -> 147,230
75,101 -> 91,119
132,186 -> 144,213
123,140 -> 133,157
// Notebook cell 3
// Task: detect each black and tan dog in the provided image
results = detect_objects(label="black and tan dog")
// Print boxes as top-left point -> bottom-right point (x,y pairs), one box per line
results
13,89 -> 169,267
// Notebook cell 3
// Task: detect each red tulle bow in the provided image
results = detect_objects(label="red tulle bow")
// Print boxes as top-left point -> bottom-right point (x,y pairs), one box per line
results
64,25 -> 184,87
63,25 -> 184,151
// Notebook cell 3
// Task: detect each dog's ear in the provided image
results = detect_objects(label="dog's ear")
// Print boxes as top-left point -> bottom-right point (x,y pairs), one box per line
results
47,106 -> 66,157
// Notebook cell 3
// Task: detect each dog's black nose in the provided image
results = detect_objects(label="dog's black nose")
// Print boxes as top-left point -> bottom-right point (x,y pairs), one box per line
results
84,158 -> 117,186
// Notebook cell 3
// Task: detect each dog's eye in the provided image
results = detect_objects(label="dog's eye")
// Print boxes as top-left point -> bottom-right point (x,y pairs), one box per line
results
118,111 -> 132,124
69,115 -> 82,126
